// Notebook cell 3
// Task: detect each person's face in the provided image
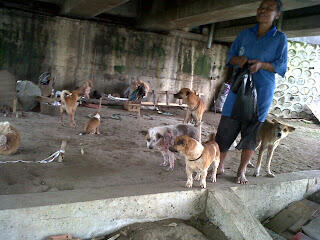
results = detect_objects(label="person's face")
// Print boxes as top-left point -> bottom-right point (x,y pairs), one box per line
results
257,0 -> 280,25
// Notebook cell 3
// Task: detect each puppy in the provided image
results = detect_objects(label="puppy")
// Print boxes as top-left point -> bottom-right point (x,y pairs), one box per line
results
60,81 -> 92,127
145,124 -> 199,170
174,88 -> 206,127
253,119 -> 295,178
169,133 -> 220,189
0,121 -> 20,155
80,98 -> 102,135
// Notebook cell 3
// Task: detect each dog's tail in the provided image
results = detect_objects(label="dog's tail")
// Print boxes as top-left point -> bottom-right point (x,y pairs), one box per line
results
61,90 -> 72,103
98,97 -> 102,113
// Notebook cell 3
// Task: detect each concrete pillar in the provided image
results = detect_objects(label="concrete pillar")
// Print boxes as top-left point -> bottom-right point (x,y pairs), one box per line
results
206,189 -> 272,240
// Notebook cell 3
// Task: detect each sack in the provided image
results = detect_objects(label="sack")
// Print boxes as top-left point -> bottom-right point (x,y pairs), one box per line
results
231,65 -> 258,122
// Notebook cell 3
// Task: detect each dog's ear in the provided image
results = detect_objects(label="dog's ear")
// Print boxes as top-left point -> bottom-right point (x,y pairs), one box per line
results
288,126 -> 295,132
156,133 -> 163,139
140,130 -> 148,136
177,139 -> 185,146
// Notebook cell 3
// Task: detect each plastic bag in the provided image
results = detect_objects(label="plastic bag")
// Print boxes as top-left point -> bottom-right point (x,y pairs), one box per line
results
231,65 -> 258,122
230,63 -> 251,93
215,83 -> 230,112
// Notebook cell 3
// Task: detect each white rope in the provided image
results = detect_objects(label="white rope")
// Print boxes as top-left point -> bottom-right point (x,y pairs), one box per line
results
0,150 -> 65,164
107,94 -> 129,101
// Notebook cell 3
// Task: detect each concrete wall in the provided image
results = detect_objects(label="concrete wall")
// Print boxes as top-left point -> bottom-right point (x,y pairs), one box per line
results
0,8 -> 229,107
271,41 -> 320,118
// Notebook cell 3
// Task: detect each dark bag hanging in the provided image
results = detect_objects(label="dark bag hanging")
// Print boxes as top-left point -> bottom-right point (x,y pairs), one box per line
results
231,63 -> 258,122
230,62 -> 251,93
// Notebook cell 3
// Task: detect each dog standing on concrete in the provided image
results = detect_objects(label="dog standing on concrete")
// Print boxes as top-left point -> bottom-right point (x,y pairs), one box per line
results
253,119 -> 295,178
0,121 -> 20,155
60,81 -> 92,127
145,124 -> 199,171
169,133 -> 220,188
174,88 -> 206,127
80,98 -> 102,135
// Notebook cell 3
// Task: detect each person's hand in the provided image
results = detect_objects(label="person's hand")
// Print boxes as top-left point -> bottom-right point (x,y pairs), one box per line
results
230,56 -> 248,68
238,56 -> 248,68
248,60 -> 263,73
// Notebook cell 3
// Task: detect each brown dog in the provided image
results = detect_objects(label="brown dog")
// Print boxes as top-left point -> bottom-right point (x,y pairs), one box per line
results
174,88 -> 206,127
60,81 -> 92,127
253,119 -> 295,177
0,121 -> 20,155
80,98 -> 102,135
169,133 -> 220,189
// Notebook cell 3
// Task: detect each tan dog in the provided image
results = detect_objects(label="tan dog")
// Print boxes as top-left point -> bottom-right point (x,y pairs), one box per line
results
253,119 -> 295,178
174,88 -> 206,127
169,134 -> 220,189
60,81 -> 92,127
0,122 -> 20,155
80,98 -> 102,135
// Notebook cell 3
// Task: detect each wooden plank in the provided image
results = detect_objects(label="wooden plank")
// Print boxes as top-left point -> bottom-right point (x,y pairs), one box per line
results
165,91 -> 169,106
141,101 -> 187,108
265,199 -> 320,235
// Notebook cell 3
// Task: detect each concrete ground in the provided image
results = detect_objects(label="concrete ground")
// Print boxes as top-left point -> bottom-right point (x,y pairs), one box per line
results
0,105 -> 320,195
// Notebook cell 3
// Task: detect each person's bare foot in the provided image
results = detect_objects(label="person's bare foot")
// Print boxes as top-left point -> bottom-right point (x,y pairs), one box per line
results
236,174 -> 248,184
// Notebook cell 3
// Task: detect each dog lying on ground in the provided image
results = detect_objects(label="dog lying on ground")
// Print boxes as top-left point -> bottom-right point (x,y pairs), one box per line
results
60,80 -> 92,127
169,133 -> 220,188
80,98 -> 102,135
145,124 -> 199,171
0,122 -> 20,155
174,88 -> 206,127
253,118 -> 295,178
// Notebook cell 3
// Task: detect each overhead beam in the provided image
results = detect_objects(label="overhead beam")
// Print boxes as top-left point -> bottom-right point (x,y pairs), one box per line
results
60,0 -> 129,18
214,14 -> 320,42
137,0 -> 320,31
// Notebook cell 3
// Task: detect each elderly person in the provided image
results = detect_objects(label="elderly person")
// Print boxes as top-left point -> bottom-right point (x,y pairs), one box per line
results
215,0 -> 288,184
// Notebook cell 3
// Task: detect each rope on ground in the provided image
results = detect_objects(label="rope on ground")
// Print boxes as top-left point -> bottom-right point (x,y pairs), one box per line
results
0,150 -> 65,164
0,140 -> 67,164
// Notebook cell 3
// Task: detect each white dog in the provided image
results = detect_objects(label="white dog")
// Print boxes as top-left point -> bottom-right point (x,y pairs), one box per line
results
145,124 -> 199,170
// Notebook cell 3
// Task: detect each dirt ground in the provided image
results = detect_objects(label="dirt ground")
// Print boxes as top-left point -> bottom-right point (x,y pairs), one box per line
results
0,104 -> 320,195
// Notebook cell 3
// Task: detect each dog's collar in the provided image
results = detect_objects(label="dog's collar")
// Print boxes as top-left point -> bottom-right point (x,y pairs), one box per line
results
190,100 -> 201,112
188,152 -> 203,162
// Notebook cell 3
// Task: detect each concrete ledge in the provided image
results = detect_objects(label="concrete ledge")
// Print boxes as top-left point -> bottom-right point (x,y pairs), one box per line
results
0,189 -> 207,240
0,171 -> 319,240
232,171 -> 320,221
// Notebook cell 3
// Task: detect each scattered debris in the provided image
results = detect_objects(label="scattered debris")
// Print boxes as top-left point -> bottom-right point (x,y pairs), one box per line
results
47,234 -> 74,240
111,114 -> 122,120
157,110 -> 173,116
106,233 -> 120,240
163,222 -> 178,227
264,199 -> 320,239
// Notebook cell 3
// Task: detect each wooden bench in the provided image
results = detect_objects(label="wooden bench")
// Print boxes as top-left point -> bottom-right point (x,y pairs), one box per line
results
141,90 -> 204,108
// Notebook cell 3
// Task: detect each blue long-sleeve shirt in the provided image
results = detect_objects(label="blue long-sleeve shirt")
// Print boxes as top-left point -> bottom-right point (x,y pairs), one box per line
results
222,24 -> 288,122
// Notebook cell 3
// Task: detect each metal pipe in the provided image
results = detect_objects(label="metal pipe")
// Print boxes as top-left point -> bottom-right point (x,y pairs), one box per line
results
207,23 -> 215,49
